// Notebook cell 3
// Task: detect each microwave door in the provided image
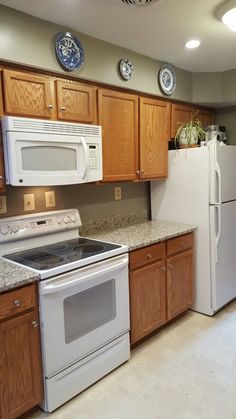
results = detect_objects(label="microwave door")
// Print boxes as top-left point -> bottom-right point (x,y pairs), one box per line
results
5,132 -> 89,186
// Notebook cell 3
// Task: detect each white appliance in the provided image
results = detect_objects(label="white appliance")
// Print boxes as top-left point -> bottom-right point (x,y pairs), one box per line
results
151,145 -> 236,316
2,116 -> 103,186
0,209 -> 130,412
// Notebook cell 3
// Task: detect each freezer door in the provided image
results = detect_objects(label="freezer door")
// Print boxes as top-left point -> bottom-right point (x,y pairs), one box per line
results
210,201 -> 236,311
210,144 -> 236,204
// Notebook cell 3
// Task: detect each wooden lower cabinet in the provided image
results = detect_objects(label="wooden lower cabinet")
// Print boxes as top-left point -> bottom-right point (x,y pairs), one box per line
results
0,284 -> 43,419
129,233 -> 194,344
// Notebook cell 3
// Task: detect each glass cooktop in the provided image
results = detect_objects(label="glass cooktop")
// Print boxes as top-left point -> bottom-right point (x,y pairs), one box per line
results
4,237 -> 121,271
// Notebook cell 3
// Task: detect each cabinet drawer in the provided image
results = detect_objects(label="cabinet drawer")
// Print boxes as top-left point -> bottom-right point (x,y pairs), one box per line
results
0,284 -> 36,321
129,242 -> 165,270
167,233 -> 194,256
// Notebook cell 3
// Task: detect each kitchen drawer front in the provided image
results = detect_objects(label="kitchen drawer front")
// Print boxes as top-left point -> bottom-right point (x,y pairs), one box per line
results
167,233 -> 194,256
0,284 -> 36,321
129,242 -> 166,270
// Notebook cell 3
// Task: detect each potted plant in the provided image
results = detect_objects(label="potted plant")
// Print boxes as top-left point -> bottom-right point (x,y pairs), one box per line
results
175,113 -> 206,148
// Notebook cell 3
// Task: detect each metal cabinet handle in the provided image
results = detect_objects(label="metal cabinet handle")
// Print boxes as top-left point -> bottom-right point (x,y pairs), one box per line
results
48,104 -> 53,110
61,106 -> 66,111
146,253 -> 152,259
32,321 -> 38,328
13,299 -> 21,307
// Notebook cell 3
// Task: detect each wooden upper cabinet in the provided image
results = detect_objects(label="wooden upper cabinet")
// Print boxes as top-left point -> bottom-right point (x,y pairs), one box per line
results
195,107 -> 215,127
140,97 -> 171,179
3,69 -> 55,119
171,103 -> 195,138
56,80 -> 97,123
98,89 -> 138,182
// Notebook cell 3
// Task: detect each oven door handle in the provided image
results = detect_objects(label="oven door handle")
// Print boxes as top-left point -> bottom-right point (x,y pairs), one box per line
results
40,258 -> 128,295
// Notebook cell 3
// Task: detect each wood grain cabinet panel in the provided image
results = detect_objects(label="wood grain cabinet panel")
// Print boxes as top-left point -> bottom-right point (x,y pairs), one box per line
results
195,107 -> 215,127
3,69 -> 55,119
167,249 -> 193,320
56,80 -> 97,123
130,259 -> 167,344
0,284 -> 42,419
171,103 -> 195,138
98,89 -> 139,181
140,97 -> 170,179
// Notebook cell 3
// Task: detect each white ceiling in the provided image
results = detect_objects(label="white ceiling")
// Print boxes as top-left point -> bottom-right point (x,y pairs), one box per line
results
0,0 -> 235,72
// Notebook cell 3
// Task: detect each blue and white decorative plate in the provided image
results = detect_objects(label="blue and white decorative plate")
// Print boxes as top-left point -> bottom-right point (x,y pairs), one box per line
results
119,59 -> 134,80
55,32 -> 84,71
158,64 -> 176,95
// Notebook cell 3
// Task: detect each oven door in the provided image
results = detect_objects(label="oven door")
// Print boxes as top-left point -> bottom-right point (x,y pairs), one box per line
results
39,254 -> 129,377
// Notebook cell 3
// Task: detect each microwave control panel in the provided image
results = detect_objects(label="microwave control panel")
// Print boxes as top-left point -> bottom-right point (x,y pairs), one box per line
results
88,145 -> 98,170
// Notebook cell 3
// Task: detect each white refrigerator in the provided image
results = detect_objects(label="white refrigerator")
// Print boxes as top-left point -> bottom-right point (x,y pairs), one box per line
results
151,145 -> 236,316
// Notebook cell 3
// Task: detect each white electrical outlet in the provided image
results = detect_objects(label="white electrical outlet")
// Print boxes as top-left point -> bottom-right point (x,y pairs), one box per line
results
114,186 -> 122,200
45,191 -> 56,208
0,196 -> 7,214
24,194 -> 35,211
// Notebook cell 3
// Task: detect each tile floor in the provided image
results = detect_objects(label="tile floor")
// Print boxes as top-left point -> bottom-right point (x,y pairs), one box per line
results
28,301 -> 236,419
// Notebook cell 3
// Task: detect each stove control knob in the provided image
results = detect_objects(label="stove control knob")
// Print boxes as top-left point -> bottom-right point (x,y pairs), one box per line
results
0,224 -> 9,235
57,217 -> 63,224
11,225 -> 20,233
63,216 -> 69,224
70,214 -> 76,222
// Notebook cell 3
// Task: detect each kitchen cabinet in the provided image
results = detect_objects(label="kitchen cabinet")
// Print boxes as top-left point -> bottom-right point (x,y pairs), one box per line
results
166,233 -> 194,320
171,103 -> 195,138
98,89 -> 139,181
195,107 -> 215,127
129,242 -> 166,344
0,284 -> 43,419
0,69 -> 5,193
129,232 -> 194,344
139,97 -> 170,179
56,80 -> 97,123
3,69 -> 56,119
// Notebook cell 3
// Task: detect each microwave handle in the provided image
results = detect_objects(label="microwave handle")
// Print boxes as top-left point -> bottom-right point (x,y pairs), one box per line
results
80,137 -> 89,179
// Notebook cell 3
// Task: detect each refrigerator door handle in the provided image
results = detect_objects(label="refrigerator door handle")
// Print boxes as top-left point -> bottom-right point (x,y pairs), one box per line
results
215,161 -> 222,204
215,204 -> 221,263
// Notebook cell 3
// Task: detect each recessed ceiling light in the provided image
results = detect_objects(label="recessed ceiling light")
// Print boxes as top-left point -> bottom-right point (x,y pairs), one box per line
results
217,0 -> 236,31
185,40 -> 201,49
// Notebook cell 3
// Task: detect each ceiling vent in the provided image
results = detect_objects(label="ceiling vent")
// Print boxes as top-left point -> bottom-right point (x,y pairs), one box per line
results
121,0 -> 161,6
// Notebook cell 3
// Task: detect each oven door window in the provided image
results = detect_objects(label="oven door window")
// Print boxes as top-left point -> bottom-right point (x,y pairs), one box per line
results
63,279 -> 116,344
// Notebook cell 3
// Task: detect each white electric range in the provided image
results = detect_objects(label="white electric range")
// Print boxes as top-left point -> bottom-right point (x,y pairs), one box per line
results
0,209 -> 130,412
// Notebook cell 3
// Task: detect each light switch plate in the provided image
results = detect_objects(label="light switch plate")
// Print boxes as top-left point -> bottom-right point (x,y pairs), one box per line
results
114,187 -> 122,200
24,194 -> 35,211
0,196 -> 7,214
45,191 -> 56,208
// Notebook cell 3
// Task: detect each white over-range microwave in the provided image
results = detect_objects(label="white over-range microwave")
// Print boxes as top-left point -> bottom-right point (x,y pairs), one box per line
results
1,116 -> 103,186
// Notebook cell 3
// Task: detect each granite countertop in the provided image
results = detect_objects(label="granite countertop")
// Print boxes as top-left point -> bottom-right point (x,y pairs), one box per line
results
81,218 -> 196,251
0,260 -> 40,293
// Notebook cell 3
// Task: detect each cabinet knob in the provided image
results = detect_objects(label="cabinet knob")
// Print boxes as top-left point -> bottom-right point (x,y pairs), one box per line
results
0,176 -> 3,180
32,321 -> 38,328
146,253 -> 152,259
48,104 -> 53,110
13,299 -> 21,307
161,266 -> 166,272
136,170 -> 140,175
61,106 -> 66,112
168,264 -> 174,270
140,170 -> 144,175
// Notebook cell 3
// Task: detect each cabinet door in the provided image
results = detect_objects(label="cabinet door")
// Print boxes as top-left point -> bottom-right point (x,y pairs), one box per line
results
130,259 -> 166,344
195,107 -> 215,127
140,97 -> 170,179
171,103 -> 194,138
0,311 -> 42,419
98,89 -> 138,181
3,69 -> 55,119
56,80 -> 97,123
167,249 -> 193,321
